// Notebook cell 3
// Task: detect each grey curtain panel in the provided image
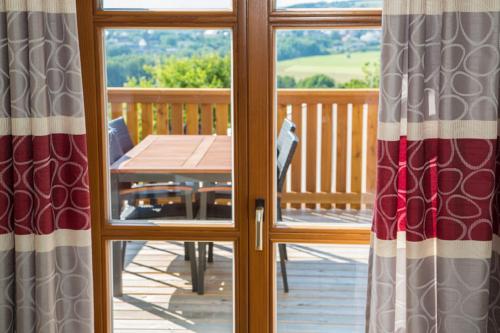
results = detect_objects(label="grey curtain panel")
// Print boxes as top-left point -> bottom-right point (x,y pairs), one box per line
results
0,1 -> 93,332
366,1 -> 500,333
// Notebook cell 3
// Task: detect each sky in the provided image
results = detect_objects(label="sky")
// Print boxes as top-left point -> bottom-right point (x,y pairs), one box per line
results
276,0 -> 376,6
102,0 -> 380,10
102,0 -> 232,10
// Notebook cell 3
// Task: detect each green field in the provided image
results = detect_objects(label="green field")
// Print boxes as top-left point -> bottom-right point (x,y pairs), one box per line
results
277,51 -> 380,83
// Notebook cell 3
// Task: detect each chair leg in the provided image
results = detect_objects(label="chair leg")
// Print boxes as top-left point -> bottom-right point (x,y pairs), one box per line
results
112,241 -> 124,297
278,244 -> 289,293
149,195 -> 158,206
183,192 -> 194,262
277,200 -> 289,288
208,242 -> 214,263
277,197 -> 283,222
200,192 -> 208,220
121,241 -> 128,269
186,242 -> 198,292
197,242 -> 208,295
184,191 -> 193,220
184,242 -> 190,261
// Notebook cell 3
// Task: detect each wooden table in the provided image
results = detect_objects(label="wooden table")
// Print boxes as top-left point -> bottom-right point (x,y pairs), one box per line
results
110,135 -> 232,218
110,135 -> 232,296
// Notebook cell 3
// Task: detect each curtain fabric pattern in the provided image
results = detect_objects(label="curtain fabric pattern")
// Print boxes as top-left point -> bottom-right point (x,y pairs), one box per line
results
0,1 -> 93,332
367,1 -> 500,332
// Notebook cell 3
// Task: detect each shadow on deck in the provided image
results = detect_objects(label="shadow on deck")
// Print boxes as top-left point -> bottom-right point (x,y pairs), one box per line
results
113,209 -> 371,333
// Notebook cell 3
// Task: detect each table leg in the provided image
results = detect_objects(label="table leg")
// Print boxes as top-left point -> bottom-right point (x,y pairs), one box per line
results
111,174 -> 120,220
197,242 -> 208,295
112,241 -> 123,297
186,242 -> 198,292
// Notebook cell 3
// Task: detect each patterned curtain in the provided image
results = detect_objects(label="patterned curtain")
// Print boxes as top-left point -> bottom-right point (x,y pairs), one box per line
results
367,1 -> 500,332
0,1 -> 93,332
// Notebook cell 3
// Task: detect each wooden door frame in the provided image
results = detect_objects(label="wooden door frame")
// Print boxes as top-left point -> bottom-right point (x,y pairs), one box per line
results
247,2 -> 381,332
77,0 -> 382,331
77,1 -> 248,332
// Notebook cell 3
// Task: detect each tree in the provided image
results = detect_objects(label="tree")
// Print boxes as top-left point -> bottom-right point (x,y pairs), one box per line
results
106,55 -> 155,87
105,29 -> 382,87
276,30 -> 334,61
339,61 -> 380,88
123,53 -> 380,90
126,54 -> 231,88
361,61 -> 380,87
277,75 -> 297,88
297,74 -> 336,88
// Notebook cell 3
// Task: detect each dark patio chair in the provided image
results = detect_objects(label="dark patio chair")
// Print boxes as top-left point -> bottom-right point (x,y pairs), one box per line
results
109,118 -> 199,295
195,119 -> 298,294
277,118 -> 296,148
275,125 -> 299,293
109,129 -> 124,164
109,117 -> 134,153
109,117 -> 195,218
275,118 -> 296,266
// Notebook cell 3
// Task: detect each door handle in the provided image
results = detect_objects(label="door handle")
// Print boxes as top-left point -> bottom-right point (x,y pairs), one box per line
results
255,198 -> 265,251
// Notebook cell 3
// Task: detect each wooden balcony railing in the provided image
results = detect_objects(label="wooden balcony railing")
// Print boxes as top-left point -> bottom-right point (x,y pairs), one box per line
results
108,87 -> 379,209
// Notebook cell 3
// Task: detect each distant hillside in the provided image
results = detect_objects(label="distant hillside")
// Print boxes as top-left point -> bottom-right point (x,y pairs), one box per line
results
277,50 -> 379,83
105,29 -> 381,87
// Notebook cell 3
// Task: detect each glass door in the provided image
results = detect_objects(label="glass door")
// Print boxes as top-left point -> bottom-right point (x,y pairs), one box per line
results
78,0 -> 381,331
248,1 -> 381,332
77,1 -> 248,332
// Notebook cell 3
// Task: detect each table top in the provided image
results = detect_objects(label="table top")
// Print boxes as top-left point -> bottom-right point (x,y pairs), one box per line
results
110,135 -> 232,175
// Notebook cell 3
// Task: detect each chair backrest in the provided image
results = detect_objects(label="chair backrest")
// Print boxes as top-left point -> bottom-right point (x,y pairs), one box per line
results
108,117 -> 134,153
108,129 -> 124,164
277,119 -> 296,154
277,129 -> 299,193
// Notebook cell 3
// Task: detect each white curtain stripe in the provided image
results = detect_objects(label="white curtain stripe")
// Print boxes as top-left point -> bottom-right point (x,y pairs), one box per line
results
0,232 -> 13,251
384,0 -> 500,15
371,232 -> 499,259
0,230 -> 92,253
0,116 -> 87,136
377,120 -> 499,141
0,0 -> 76,13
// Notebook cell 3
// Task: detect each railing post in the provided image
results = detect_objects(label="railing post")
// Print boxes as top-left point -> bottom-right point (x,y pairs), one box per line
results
126,103 -> 138,144
290,103 -> 302,209
306,103 -> 318,209
215,104 -> 229,135
157,104 -> 169,134
171,104 -> 183,134
201,104 -> 213,134
186,104 -> 199,135
366,103 -> 378,207
320,103 -> 333,209
351,104 -> 363,210
336,104 -> 348,209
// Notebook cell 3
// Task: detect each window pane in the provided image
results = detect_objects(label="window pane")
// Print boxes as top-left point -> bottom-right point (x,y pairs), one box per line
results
104,29 -> 234,226
275,243 -> 369,332
111,240 -> 234,332
276,29 -> 381,89
274,29 -> 380,227
101,0 -> 232,11
275,0 -> 382,10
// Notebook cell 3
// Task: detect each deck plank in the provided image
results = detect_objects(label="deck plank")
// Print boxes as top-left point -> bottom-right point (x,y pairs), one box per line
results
113,214 -> 370,333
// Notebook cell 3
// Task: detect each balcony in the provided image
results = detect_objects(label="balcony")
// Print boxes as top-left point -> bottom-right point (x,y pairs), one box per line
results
108,87 -> 376,332
108,87 -> 379,220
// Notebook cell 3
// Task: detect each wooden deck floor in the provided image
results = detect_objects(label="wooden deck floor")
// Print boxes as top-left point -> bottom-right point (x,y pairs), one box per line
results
113,210 -> 370,333
282,208 -> 372,226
